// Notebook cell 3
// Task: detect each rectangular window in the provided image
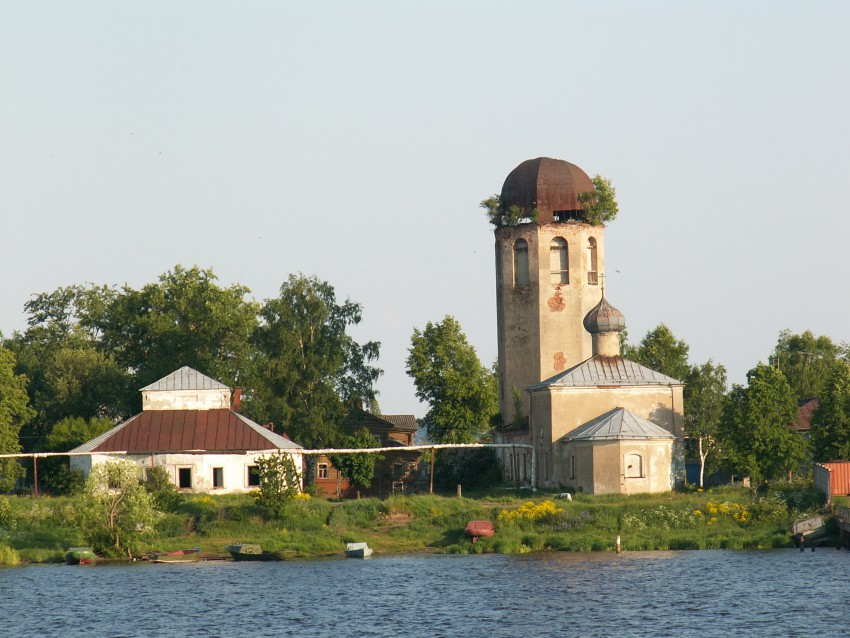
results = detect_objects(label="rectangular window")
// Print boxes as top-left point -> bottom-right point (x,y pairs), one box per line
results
571,455 -> 576,480
317,463 -> 329,480
212,467 -> 224,489
247,465 -> 261,487
178,467 -> 192,489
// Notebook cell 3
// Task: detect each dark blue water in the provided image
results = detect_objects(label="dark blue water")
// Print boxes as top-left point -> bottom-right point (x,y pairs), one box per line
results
0,550 -> 845,637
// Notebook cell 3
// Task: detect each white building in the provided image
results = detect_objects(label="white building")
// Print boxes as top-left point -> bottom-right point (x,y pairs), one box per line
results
69,366 -> 303,493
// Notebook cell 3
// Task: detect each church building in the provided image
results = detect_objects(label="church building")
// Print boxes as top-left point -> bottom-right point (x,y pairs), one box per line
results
492,157 -> 684,494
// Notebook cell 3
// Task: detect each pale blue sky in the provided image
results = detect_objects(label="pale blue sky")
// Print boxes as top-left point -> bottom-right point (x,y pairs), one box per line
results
2,1 -> 849,416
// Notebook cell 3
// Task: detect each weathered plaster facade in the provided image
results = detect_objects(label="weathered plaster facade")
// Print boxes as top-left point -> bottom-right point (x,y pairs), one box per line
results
495,221 -> 605,420
561,438 -> 674,495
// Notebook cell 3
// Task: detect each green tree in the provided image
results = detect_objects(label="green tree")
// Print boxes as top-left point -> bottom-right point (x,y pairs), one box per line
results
577,174 -> 619,225
0,348 -> 34,491
719,363 -> 807,493
89,265 -> 259,392
809,361 -> 850,462
6,286 -> 130,449
44,416 -> 114,453
684,361 -> 727,487
406,316 -> 499,443
249,274 -> 381,448
74,460 -> 160,557
254,452 -> 302,518
770,329 -> 847,402
481,195 -> 539,227
622,323 -> 690,381
329,429 -> 383,490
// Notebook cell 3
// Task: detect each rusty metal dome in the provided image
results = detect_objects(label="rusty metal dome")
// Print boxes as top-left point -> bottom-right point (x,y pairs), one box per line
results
583,295 -> 626,334
500,157 -> 595,223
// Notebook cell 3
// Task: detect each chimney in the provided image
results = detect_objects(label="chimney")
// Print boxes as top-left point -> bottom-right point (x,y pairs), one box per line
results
233,387 -> 242,412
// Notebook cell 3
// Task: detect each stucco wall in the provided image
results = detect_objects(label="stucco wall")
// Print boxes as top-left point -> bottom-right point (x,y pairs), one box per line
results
545,385 -> 684,442
71,450 -> 303,494
557,439 -> 674,494
142,388 -> 232,411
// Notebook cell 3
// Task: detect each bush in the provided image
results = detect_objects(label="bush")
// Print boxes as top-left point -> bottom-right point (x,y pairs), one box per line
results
0,544 -> 20,566
49,466 -> 86,496
0,497 -> 14,529
143,466 -> 182,512
254,452 -> 302,518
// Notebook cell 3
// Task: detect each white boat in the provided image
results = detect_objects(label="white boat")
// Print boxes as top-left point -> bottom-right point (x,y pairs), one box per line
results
344,542 -> 373,558
792,516 -> 826,549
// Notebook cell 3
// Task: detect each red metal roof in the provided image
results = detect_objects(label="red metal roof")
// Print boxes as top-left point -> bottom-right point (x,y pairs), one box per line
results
91,409 -> 281,453
794,398 -> 819,431
500,157 -> 595,223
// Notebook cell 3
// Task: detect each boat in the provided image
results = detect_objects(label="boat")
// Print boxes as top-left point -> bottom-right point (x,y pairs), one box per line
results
65,546 -> 97,565
149,547 -> 203,563
464,520 -> 495,543
224,543 -> 292,561
792,516 -> 826,550
344,542 -> 373,558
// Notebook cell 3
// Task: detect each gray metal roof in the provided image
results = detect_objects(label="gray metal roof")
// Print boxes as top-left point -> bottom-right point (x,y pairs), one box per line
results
529,356 -> 682,390
561,407 -> 676,442
140,366 -> 230,392
235,412 -> 302,450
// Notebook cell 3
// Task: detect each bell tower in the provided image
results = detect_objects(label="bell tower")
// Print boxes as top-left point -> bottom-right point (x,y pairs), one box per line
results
494,157 -> 606,423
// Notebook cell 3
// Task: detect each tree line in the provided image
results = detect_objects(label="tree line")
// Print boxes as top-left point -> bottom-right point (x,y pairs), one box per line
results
624,325 -> 850,489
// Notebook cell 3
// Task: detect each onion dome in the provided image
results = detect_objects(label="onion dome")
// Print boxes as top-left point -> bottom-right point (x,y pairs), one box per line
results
583,295 -> 626,334
500,157 -> 595,223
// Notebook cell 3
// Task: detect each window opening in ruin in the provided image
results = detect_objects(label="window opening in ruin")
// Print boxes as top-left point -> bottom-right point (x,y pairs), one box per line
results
513,239 -> 530,286
587,237 -> 598,285
178,467 -> 192,489
553,210 -> 582,222
550,237 -> 569,285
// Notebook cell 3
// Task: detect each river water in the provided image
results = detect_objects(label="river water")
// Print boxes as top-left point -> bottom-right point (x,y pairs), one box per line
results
0,550 -> 846,637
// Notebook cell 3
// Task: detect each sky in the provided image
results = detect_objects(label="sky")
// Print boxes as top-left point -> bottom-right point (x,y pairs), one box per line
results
2,1 -> 849,418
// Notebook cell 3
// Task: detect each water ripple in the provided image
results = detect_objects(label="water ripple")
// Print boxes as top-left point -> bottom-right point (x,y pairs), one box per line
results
1,550 -> 849,637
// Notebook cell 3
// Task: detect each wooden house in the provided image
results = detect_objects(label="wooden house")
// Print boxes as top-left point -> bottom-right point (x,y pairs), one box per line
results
313,411 -> 420,498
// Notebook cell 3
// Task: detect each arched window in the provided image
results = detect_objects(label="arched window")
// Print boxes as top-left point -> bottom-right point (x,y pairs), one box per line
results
514,239 -> 529,286
549,237 -> 568,285
587,237 -> 598,285
624,453 -> 643,478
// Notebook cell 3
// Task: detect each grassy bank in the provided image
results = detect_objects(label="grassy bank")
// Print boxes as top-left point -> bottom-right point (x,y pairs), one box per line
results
0,483 -> 830,565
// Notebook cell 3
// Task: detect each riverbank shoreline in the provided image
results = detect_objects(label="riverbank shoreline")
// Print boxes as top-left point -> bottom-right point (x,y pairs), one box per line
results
0,482 -> 832,566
